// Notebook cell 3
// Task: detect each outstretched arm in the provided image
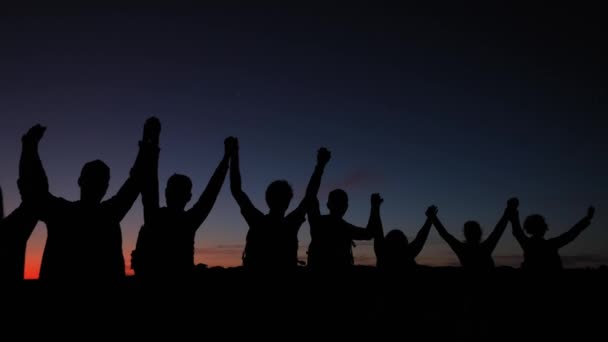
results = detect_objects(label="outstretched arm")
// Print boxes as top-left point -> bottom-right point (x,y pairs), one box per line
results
307,148 -> 331,237
409,206 -> 435,258
230,138 -> 263,220
106,119 -> 159,222
429,206 -> 461,254
140,117 -> 161,225
351,193 -> 383,240
188,137 -> 234,229
484,198 -> 518,252
550,206 -> 595,249
290,147 -> 331,220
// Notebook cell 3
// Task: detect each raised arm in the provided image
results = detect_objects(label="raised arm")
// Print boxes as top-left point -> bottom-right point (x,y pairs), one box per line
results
351,193 -> 383,240
140,117 -> 161,225
483,198 -> 518,252
307,148 -> 331,237
106,119 -> 159,222
428,206 -> 461,254
229,138 -> 262,219
187,137 -> 234,229
510,206 -> 527,247
550,206 -> 595,249
20,125 -> 50,200
372,194 -> 386,262
292,147 -> 331,222
409,206 -> 435,258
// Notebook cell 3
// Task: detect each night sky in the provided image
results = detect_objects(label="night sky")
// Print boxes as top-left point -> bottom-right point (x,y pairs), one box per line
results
1,3 -> 606,278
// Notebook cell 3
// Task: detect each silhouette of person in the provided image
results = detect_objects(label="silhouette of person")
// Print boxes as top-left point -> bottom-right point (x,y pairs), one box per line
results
374,201 -> 434,272
22,121 -> 156,282
511,201 -> 595,271
429,198 -> 518,272
230,139 -> 324,270
306,148 -> 381,269
133,117 -> 235,279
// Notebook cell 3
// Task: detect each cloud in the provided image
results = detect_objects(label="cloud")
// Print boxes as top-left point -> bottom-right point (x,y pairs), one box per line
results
325,170 -> 381,191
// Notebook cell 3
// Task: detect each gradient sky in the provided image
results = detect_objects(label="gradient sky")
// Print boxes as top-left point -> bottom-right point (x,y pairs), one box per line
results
1,3 -> 606,278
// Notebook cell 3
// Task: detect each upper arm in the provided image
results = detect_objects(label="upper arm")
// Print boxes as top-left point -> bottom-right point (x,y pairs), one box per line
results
105,177 -> 140,222
550,218 -> 591,249
483,215 -> 509,252
236,192 -> 264,224
349,222 -> 373,240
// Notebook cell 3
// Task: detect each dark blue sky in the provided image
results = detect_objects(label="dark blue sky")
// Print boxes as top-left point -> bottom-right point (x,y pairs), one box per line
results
1,2 -> 606,276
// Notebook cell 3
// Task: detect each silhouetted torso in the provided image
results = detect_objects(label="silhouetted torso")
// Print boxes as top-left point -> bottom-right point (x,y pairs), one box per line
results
0,204 -> 38,281
520,237 -> 562,270
39,196 -> 130,281
308,214 -> 373,269
375,245 -> 418,271
452,242 -> 495,272
136,207 -> 200,277
242,209 -> 305,270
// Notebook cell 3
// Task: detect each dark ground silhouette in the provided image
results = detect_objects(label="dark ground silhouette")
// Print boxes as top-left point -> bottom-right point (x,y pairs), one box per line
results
6,267 -> 607,339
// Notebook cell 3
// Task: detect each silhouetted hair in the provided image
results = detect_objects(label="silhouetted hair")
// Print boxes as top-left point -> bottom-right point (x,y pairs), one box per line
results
265,180 -> 293,210
385,229 -> 409,250
167,174 -> 193,193
327,188 -> 348,216
463,220 -> 482,243
524,214 -> 548,236
80,160 -> 110,184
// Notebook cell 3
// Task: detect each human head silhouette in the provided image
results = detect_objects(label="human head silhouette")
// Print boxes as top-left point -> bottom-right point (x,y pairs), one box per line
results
166,174 -> 192,210
524,214 -> 548,237
327,189 -> 348,218
463,221 -> 482,243
265,180 -> 293,214
385,229 -> 409,257
78,160 -> 110,204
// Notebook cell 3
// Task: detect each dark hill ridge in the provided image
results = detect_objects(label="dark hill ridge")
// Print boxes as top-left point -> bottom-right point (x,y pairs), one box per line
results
6,267 -> 608,339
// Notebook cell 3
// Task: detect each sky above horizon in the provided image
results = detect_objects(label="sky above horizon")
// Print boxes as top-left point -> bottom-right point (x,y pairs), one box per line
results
0,3 -> 606,278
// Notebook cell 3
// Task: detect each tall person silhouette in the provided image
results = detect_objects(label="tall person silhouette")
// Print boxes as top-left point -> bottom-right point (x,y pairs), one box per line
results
22,121 -> 156,282
133,117 -> 236,279
230,139 -> 324,270
306,148 -> 380,270
511,201 -> 595,271
430,198 -> 518,272
374,201 -> 434,272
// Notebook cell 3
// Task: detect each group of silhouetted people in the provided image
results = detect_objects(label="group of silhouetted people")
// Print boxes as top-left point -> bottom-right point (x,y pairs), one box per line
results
0,118 -> 596,282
